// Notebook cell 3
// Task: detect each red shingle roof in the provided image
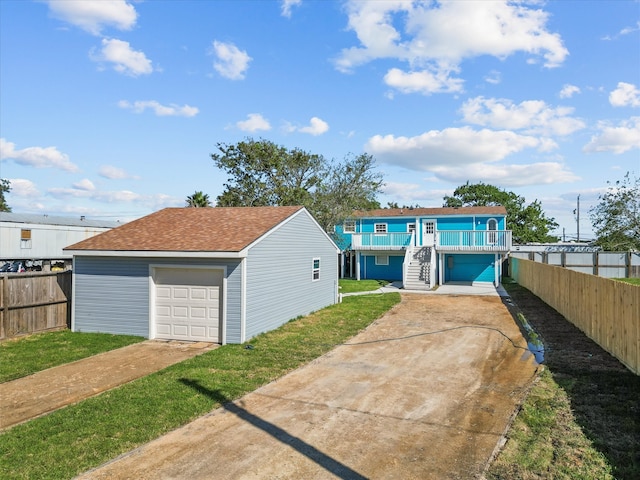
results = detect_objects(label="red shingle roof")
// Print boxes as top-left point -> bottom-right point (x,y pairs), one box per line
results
351,206 -> 507,218
65,206 -> 304,252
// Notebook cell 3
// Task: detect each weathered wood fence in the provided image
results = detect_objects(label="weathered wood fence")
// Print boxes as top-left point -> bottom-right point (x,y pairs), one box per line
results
0,271 -> 71,340
510,257 -> 639,375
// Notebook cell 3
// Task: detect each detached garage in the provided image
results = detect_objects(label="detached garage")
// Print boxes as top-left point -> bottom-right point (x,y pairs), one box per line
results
65,206 -> 339,344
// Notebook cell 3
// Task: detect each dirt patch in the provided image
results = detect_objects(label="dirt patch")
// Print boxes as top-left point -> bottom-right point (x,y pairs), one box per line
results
79,294 -> 538,480
0,340 -> 216,430
501,283 -> 640,479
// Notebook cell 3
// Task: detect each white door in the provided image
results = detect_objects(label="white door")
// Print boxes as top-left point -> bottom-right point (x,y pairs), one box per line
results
423,220 -> 436,246
154,268 -> 222,342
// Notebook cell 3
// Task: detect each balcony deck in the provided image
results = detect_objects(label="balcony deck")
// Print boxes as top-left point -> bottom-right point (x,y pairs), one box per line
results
351,230 -> 512,252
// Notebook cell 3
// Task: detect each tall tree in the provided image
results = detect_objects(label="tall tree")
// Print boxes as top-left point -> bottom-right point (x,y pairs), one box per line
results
589,172 -> 639,251
443,182 -> 559,244
212,138 -> 323,207
185,191 -> 212,207
312,153 -> 383,232
211,139 -> 383,231
0,179 -> 11,212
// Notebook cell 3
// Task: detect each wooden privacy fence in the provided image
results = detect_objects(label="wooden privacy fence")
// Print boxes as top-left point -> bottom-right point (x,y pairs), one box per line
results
0,271 -> 71,340
511,257 -> 639,375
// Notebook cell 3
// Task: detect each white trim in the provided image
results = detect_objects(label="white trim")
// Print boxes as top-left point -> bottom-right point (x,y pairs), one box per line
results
70,257 -> 76,332
66,250 -> 247,258
375,255 -> 389,265
240,258 -> 246,344
343,219 -> 356,233
374,223 -> 387,234
149,264 -> 227,343
243,208 -> 340,254
312,257 -> 321,281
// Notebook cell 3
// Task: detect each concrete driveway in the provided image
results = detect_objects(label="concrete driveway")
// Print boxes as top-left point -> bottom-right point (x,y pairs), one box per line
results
79,294 -> 539,480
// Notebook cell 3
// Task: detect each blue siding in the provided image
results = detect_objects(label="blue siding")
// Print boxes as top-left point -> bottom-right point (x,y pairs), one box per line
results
245,210 -> 338,341
73,256 -> 242,339
445,254 -> 495,283
360,218 -> 415,233
359,254 -> 404,280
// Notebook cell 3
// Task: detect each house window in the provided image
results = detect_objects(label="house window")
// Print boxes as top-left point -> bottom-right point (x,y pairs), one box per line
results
407,223 -> 416,233
343,220 -> 356,233
487,218 -> 498,244
20,229 -> 32,249
374,223 -> 387,234
375,255 -> 389,265
312,258 -> 320,281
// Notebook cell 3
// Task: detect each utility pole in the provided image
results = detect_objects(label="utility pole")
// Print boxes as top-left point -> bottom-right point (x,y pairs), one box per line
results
576,194 -> 580,242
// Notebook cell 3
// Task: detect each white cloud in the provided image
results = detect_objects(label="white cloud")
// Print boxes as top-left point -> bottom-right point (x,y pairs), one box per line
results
236,113 -> 271,132
559,84 -> 581,99
281,0 -> 302,18
5,179 -> 40,197
118,100 -> 199,117
383,68 -> 464,95
99,165 -> 137,180
382,181 -> 440,203
429,162 -> 579,186
211,41 -> 251,80
0,138 -> 79,172
460,97 -> 585,136
366,127 -> 556,171
609,82 -> 640,107
92,38 -> 153,76
602,21 -> 640,40
484,70 -> 502,85
73,179 -> 96,191
46,0 -> 137,35
335,0 -> 568,94
583,117 -> 640,154
299,117 -> 329,136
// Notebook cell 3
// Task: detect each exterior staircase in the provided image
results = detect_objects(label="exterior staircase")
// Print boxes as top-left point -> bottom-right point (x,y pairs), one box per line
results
403,247 -> 432,291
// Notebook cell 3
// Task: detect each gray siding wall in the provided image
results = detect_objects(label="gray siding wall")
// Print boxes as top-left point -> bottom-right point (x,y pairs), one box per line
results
73,256 -> 242,340
245,211 -> 338,340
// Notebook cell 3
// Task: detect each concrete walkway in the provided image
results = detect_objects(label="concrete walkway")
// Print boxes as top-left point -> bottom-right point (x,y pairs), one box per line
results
78,294 -> 539,480
0,340 -> 216,430
343,281 -> 509,297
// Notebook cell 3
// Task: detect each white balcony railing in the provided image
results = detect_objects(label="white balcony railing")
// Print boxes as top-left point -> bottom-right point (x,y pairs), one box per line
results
350,230 -> 512,252
351,232 -> 413,250
436,230 -> 512,251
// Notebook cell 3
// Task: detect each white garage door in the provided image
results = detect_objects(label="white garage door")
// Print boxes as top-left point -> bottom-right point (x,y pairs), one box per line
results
154,267 -> 223,342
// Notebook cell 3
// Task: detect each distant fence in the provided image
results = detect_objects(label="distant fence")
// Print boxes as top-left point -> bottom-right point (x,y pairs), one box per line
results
0,271 -> 71,340
510,251 -> 640,278
510,257 -> 639,375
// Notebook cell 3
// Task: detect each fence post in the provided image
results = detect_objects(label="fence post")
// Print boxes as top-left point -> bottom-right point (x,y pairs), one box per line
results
0,275 -> 6,339
627,251 -> 631,279
593,252 -> 599,276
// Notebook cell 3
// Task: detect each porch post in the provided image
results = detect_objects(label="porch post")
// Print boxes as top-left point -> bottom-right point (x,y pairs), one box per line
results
356,252 -> 361,280
495,254 -> 500,286
438,253 -> 444,285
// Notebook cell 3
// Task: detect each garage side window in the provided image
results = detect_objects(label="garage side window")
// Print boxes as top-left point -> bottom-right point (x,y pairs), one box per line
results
312,258 -> 320,281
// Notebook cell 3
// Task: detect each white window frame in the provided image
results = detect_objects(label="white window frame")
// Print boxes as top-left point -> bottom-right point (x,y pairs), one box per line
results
312,257 -> 321,281
407,223 -> 416,233
343,220 -> 356,233
20,229 -> 32,249
374,223 -> 387,234
375,255 -> 389,266
487,218 -> 498,244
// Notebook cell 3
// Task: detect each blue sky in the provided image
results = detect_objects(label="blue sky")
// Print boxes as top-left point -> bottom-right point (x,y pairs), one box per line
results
1,0 -> 639,240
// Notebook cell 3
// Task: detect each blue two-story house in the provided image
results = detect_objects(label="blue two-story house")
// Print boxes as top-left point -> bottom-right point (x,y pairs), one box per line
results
335,206 -> 511,289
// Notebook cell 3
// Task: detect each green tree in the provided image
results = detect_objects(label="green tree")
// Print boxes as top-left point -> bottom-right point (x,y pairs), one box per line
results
589,172 -> 639,251
211,139 -> 383,231
312,153 -> 383,232
0,179 -> 11,212
443,182 -> 559,244
212,138 -> 323,207
185,191 -> 212,207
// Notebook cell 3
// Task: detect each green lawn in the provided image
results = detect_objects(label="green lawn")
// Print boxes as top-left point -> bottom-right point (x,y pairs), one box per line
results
613,277 -> 640,286
0,293 -> 401,480
0,331 -> 144,383
338,278 -> 389,293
